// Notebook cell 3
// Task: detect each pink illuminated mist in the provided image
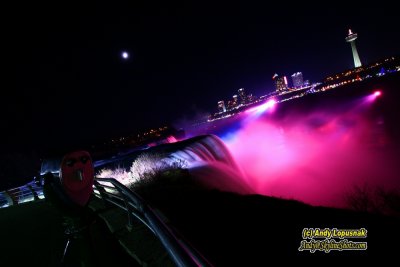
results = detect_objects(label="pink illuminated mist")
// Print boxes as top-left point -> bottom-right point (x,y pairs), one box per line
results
215,94 -> 399,208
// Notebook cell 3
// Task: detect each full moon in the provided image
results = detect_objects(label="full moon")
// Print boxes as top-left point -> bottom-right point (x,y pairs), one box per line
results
121,51 -> 129,59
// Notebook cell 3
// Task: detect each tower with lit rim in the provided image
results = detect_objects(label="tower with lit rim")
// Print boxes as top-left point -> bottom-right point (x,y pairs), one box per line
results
345,29 -> 362,68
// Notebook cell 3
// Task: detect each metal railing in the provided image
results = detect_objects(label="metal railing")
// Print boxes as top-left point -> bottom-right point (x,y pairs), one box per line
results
93,178 -> 211,267
0,180 -> 44,208
0,177 -> 212,266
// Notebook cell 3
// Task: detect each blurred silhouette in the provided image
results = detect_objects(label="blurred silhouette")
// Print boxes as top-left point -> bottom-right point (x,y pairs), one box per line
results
43,151 -> 95,266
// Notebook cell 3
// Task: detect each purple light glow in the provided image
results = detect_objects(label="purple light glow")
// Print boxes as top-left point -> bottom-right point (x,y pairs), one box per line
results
222,100 -> 398,208
365,90 -> 383,102
246,99 -> 276,114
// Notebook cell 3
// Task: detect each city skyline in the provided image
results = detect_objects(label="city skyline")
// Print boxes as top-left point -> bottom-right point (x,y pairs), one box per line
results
2,2 -> 399,153
209,56 -> 398,122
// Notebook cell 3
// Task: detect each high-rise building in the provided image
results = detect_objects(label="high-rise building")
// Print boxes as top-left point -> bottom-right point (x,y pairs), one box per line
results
217,100 -> 226,113
291,72 -> 303,88
227,100 -> 234,110
345,29 -> 362,68
232,95 -> 239,107
238,88 -> 247,104
273,73 -> 288,92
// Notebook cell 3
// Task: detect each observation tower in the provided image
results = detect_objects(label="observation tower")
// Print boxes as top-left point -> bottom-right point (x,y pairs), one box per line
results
345,29 -> 362,68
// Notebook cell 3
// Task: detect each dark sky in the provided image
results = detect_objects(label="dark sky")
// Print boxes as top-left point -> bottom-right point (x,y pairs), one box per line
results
2,2 -> 399,153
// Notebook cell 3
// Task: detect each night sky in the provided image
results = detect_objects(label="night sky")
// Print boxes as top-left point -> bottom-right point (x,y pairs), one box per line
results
3,2 -> 399,154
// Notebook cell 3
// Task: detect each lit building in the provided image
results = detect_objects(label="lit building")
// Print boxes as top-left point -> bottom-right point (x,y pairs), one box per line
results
247,94 -> 256,103
217,100 -> 226,113
273,73 -> 288,92
232,95 -> 239,107
227,100 -> 234,110
345,29 -> 362,68
238,88 -> 247,104
291,72 -> 303,88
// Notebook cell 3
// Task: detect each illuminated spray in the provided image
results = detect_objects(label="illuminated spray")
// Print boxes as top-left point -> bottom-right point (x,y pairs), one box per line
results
183,90 -> 398,208
220,90 -> 400,208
